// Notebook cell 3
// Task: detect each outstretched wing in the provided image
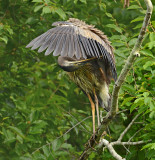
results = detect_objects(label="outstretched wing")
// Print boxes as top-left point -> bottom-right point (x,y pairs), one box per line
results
26,19 -> 117,81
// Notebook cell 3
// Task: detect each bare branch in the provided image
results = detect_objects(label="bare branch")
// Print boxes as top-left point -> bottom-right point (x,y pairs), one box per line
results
128,127 -> 144,142
111,140 -> 151,146
118,114 -> 140,142
79,0 -> 153,159
101,139 -> 126,160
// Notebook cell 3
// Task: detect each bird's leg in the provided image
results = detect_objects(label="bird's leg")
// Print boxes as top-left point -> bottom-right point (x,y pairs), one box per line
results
87,93 -> 96,135
93,89 -> 100,127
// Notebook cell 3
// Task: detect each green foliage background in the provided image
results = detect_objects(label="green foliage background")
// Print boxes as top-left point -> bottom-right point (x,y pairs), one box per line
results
0,0 -> 155,159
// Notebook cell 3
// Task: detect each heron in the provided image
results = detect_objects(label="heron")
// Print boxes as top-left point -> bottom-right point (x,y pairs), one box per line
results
26,18 -> 117,135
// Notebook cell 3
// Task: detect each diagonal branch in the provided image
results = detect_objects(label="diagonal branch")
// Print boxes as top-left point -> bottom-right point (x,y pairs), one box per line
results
79,0 -> 153,159
118,114 -> 140,142
110,0 -> 153,116
97,114 -> 151,160
101,139 -> 125,160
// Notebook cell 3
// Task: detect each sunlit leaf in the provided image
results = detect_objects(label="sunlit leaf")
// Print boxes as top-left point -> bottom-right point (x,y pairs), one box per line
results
42,6 -> 51,14
131,16 -> 144,23
8,126 -> 25,138
106,24 -> 122,33
34,5 -> 44,12
127,5 -> 141,10
55,8 -> 66,19
79,0 -> 87,4
32,0 -> 43,2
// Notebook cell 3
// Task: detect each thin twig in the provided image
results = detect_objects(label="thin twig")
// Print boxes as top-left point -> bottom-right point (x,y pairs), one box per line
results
128,127 -> 144,142
111,140 -> 151,146
118,114 -> 140,142
67,111 -> 91,134
32,116 -> 91,155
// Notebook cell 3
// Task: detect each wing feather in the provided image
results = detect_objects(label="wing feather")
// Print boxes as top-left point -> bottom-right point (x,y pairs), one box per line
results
26,19 -> 117,80
26,30 -> 52,48
30,30 -> 53,50
38,33 -> 55,52
53,27 -> 69,56
77,35 -> 87,59
45,34 -> 61,55
79,35 -> 90,56
68,34 -> 74,58
61,34 -> 69,57
74,34 -> 82,59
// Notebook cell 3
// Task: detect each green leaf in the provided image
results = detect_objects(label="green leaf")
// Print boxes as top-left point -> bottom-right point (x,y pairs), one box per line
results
42,6 -> 51,14
147,41 -> 155,49
142,143 -> 155,150
143,61 -> 155,69
106,13 -> 113,18
16,135 -> 23,144
8,126 -> 25,138
112,41 -> 125,47
52,139 -> 62,151
106,24 -> 122,33
130,98 -> 144,113
29,120 -> 48,134
149,111 -> 155,119
55,8 -> 66,20
123,84 -> 135,93
133,23 -> 142,29
149,32 -> 155,41
128,38 -> 137,46
131,16 -> 144,23
55,151 -> 69,156
110,35 -> 127,41
143,92 -> 149,97
6,27 -> 13,35
0,36 -> 8,44
74,0 -> 78,4
61,143 -> 72,149
32,0 -> 43,2
144,97 -> 152,106
42,145 -> 50,157
63,134 -> 70,141
122,97 -> 135,106
34,5 -> 44,12
140,50 -> 154,58
2,128 -> 16,144
79,0 -> 87,4
152,21 -> 155,28
127,5 -> 141,10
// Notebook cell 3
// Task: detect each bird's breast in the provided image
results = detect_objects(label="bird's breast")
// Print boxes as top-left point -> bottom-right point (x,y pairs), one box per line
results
67,63 -> 104,94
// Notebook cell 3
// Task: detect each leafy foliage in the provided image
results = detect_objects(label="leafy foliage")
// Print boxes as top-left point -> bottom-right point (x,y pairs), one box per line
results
0,0 -> 155,159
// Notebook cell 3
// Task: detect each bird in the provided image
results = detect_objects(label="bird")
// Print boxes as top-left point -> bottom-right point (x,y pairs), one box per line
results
26,18 -> 117,135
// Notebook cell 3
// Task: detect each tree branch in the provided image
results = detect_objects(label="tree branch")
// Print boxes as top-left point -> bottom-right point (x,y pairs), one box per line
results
97,114 -> 151,160
79,0 -> 153,159
98,138 -> 151,160
111,140 -> 151,146
110,0 -> 153,116
101,139 -> 125,160
118,114 -> 140,142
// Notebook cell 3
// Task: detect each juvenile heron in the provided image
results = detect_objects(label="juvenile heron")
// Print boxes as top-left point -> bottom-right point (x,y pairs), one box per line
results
26,18 -> 117,135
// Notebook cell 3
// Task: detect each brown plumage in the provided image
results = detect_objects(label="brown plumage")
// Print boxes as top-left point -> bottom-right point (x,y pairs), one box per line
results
26,18 -> 117,135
